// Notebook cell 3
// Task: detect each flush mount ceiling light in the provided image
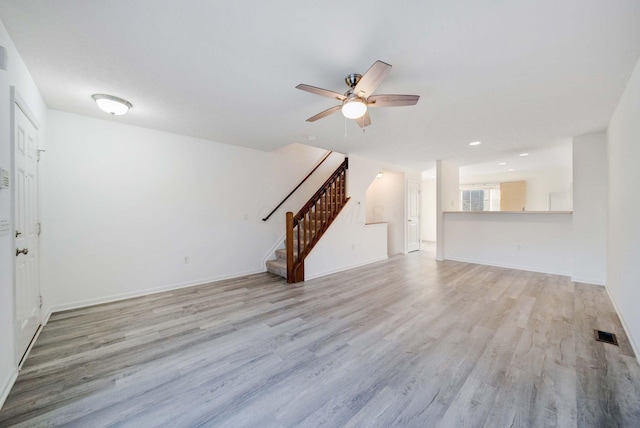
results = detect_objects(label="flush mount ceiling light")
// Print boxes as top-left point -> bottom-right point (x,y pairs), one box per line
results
92,94 -> 132,115
469,141 -> 482,146
341,95 -> 367,119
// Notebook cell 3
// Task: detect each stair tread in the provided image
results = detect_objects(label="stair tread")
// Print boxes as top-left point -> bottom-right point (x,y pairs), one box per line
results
275,248 -> 298,260
266,259 -> 287,279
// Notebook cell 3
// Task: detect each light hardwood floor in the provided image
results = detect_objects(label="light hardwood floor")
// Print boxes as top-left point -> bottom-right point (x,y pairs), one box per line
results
1,249 -> 639,427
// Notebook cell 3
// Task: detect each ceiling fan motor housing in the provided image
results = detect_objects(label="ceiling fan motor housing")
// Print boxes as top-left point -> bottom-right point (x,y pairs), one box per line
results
345,73 -> 362,88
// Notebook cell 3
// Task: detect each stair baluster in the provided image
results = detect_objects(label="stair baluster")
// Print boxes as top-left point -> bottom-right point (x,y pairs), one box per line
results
285,158 -> 349,283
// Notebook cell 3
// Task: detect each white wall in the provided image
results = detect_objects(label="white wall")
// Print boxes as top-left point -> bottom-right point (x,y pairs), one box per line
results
305,210 -> 388,280
436,160 -> 459,260
421,179 -> 436,242
0,20 -> 48,408
306,154 -> 388,279
572,132 -> 607,285
460,166 -> 573,211
40,110 -> 344,312
444,212 -> 573,275
607,56 -> 640,358
365,170 -> 405,255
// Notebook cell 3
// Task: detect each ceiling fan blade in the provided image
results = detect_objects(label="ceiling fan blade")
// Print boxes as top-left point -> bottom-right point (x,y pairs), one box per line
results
306,105 -> 342,122
367,94 -> 420,107
353,60 -> 392,98
296,84 -> 346,101
355,111 -> 372,128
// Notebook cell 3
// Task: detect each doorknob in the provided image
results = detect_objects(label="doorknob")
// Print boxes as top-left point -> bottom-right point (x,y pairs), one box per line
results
16,248 -> 29,256
15,230 -> 21,237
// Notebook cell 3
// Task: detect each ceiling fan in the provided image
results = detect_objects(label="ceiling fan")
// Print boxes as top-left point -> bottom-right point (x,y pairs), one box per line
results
296,60 -> 419,128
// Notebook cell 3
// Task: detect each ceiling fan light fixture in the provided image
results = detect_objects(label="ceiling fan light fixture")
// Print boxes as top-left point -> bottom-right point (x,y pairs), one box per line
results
297,60 -> 418,127
341,96 -> 367,119
92,94 -> 132,115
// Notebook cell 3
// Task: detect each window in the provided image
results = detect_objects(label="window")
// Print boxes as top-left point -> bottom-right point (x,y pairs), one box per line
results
461,189 -> 486,211
460,185 -> 500,211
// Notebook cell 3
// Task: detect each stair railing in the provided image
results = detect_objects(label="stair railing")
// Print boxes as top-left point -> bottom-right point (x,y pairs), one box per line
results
262,151 -> 333,222
286,158 -> 349,283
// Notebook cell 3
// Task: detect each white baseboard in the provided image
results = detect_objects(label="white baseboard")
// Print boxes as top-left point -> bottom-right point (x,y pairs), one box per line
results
43,306 -> 53,326
0,369 -> 18,411
304,255 -> 389,281
605,287 -> 640,365
443,256 -> 572,277
47,269 -> 264,315
18,325 -> 43,370
571,276 -> 606,286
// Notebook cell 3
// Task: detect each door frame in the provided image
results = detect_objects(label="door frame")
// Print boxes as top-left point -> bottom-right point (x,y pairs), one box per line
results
11,86 -> 43,367
406,180 -> 421,253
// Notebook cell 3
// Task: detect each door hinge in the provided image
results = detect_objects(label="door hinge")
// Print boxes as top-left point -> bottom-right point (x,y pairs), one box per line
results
37,222 -> 41,235
37,149 -> 46,162
38,295 -> 43,308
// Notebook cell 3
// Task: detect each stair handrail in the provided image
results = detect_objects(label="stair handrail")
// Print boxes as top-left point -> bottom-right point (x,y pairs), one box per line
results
262,150 -> 333,222
286,157 -> 349,283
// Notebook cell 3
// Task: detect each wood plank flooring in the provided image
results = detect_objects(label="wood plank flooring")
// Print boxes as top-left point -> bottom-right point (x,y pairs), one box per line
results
1,248 -> 640,427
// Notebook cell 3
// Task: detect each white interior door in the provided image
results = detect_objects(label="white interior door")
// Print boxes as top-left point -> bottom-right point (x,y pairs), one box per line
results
14,104 -> 41,365
407,180 -> 420,252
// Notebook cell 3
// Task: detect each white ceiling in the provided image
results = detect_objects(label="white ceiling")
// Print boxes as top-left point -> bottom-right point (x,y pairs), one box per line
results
458,140 -> 573,177
1,0 -> 639,172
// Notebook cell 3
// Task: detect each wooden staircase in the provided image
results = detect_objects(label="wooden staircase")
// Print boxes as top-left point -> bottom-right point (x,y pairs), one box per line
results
266,158 -> 349,283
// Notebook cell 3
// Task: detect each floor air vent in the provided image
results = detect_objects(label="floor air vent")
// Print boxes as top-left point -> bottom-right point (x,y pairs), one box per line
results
594,330 -> 618,346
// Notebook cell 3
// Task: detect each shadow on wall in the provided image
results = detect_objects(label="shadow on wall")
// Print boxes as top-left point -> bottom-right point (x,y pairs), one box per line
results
365,170 -> 405,255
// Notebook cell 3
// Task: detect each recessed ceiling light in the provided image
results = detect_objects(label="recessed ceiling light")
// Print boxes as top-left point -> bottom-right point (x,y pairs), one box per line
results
92,94 -> 132,115
376,172 -> 384,179
498,162 -> 507,166
519,153 -> 529,157
469,141 -> 482,146
507,168 -> 515,172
